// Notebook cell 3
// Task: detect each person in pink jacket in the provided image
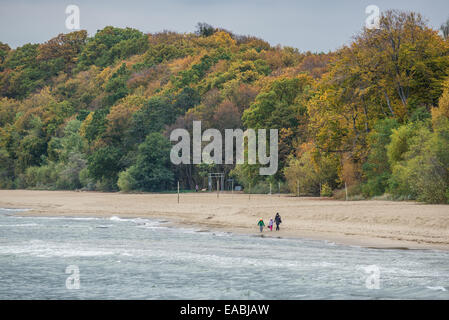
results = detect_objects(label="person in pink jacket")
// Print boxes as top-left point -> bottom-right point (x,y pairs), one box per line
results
268,218 -> 274,231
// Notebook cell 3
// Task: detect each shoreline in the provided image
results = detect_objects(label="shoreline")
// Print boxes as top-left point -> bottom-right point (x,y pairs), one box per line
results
1,190 -> 448,251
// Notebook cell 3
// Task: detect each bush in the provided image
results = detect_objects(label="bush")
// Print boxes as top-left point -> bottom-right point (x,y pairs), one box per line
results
0,177 -> 14,189
333,184 -> 363,200
117,167 -> 137,192
0,148 -> 15,188
20,163 -> 59,189
95,178 -> 118,192
18,152 -> 88,190
387,121 -> 449,204
56,152 -> 87,189
284,143 -> 339,196
246,180 -> 288,194
320,183 -> 333,197
79,167 -> 95,190
284,152 -> 320,196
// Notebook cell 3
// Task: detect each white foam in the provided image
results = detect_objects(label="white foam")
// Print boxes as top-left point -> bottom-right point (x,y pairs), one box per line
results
0,241 -> 115,258
137,224 -> 169,230
109,216 -> 126,222
15,216 -> 102,221
426,286 -> 447,292
0,208 -> 31,212
0,223 -> 39,227
63,217 -> 102,221
211,231 -> 232,237
96,225 -> 112,228
109,216 -> 163,227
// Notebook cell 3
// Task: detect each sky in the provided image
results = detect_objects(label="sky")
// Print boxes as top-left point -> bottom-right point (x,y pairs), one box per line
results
1,0 -> 448,52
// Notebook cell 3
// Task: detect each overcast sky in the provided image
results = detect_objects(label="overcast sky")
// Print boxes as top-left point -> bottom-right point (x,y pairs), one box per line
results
1,0 -> 448,52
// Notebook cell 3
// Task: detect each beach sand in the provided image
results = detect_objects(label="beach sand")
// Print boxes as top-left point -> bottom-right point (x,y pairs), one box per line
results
1,189 -> 448,250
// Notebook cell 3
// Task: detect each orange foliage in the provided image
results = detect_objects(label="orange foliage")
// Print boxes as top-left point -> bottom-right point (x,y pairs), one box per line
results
297,53 -> 332,79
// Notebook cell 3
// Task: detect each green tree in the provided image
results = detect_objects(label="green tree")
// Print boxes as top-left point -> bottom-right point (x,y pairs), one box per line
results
76,26 -> 148,70
195,23 -> 216,37
87,146 -> 122,190
118,133 -> 174,191
126,96 -> 175,145
103,63 -> 130,106
362,118 -> 399,197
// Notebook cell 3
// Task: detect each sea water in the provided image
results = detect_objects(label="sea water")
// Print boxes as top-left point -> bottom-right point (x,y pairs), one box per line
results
0,208 -> 448,299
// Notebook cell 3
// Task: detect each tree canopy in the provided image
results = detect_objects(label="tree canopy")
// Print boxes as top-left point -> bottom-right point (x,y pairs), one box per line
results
1,13 -> 449,203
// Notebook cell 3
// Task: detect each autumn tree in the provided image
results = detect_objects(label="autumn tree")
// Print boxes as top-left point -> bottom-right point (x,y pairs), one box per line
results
37,30 -> 87,73
243,75 -> 313,170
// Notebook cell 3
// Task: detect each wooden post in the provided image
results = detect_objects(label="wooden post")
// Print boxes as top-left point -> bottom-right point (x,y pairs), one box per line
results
297,180 -> 299,197
269,183 -> 272,195
232,180 -> 234,195
345,181 -> 348,201
177,181 -> 180,204
217,179 -> 219,198
278,182 -> 281,197
249,183 -> 251,200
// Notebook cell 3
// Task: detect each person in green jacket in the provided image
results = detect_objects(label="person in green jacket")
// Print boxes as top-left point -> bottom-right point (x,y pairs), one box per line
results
257,218 -> 265,232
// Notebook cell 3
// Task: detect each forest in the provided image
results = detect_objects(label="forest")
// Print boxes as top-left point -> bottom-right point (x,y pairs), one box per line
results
1,11 -> 449,204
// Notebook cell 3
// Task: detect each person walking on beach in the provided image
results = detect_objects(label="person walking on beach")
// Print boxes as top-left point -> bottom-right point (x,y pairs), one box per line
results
195,184 -> 199,192
257,218 -> 265,232
275,213 -> 282,231
268,218 -> 274,231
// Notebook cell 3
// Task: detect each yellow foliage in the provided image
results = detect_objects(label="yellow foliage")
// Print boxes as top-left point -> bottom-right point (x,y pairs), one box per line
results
97,66 -> 112,85
239,48 -> 260,61
167,56 -> 195,73
432,81 -> 449,129
210,31 -> 237,48
79,112 -> 93,138
105,95 -> 146,138
340,154 -> 362,187
19,87 -> 55,113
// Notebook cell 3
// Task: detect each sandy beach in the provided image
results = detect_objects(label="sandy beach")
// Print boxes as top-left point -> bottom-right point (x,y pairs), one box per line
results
0,189 -> 448,251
